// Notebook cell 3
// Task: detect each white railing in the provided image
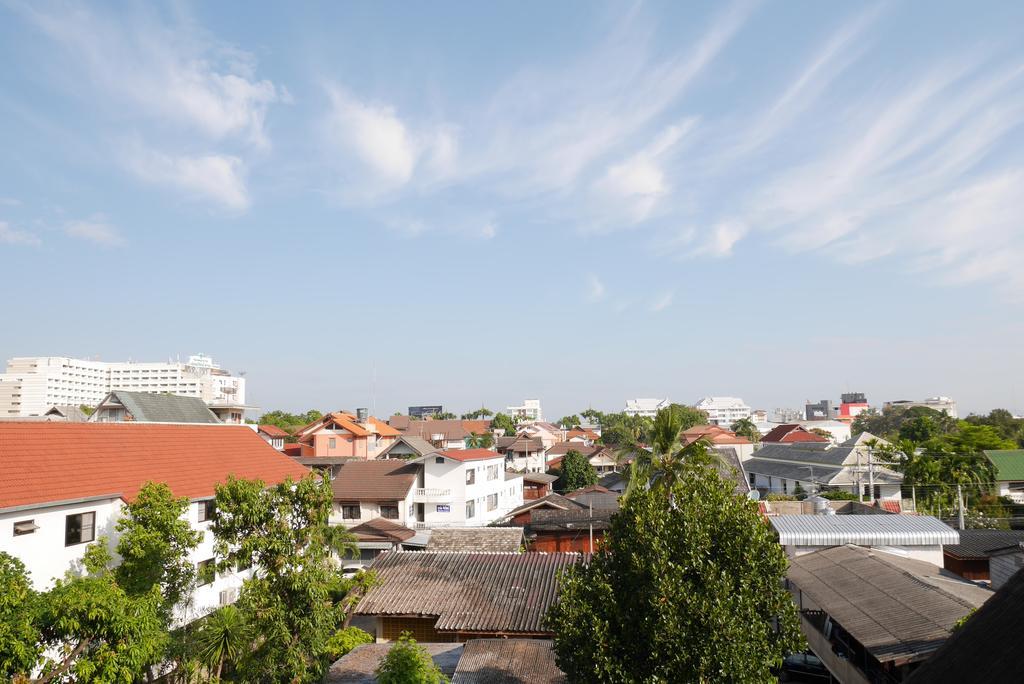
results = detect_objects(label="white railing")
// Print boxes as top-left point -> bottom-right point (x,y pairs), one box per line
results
414,488 -> 452,500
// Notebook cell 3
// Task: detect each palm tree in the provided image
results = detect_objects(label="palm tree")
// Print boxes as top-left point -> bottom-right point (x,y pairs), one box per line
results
326,525 -> 359,563
624,410 -> 716,496
465,432 -> 494,449
730,417 -> 760,443
196,605 -> 253,682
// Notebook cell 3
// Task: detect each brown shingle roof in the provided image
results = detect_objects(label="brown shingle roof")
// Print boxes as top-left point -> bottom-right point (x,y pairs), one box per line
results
451,639 -> 566,684
545,442 -> 599,457
347,517 -> 416,543
427,527 -> 524,553
331,460 -> 418,502
761,423 -> 829,443
906,565 -> 1024,683
356,551 -> 584,634
787,545 -> 981,664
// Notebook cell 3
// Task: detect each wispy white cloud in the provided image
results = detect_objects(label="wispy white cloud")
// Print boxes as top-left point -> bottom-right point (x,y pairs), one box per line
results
0,221 -> 40,246
125,145 -> 249,211
587,274 -> 606,302
16,3 -> 281,148
649,291 -> 674,313
0,198 -> 21,207
64,217 -> 124,246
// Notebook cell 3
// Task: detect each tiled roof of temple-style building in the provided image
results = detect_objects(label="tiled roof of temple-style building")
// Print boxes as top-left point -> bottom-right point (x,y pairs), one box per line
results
426,527 -> 524,553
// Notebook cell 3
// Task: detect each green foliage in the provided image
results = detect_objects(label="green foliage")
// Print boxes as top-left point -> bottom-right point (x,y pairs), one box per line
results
325,627 -> 373,661
114,482 -> 203,618
78,403 -> 95,416
375,633 -> 449,684
580,408 -> 605,425
600,413 -> 654,448
558,414 -> 581,429
460,407 -> 494,419
431,412 -> 457,420
0,553 -> 41,680
464,432 -> 494,449
195,605 -> 253,681
489,413 -> 519,436
662,403 -> 709,431
37,576 -> 166,683
791,482 -> 807,500
819,490 -> 858,501
810,427 -> 833,442
764,493 -> 797,501
963,409 -> 1024,447
852,405 -> 957,440
256,409 -> 323,435
730,417 -> 761,443
559,450 -> 598,492
942,423 -> 1016,454
212,473 -> 342,683
546,458 -> 803,682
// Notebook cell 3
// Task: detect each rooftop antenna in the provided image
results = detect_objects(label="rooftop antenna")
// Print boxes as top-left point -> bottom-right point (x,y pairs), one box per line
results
372,362 -> 377,415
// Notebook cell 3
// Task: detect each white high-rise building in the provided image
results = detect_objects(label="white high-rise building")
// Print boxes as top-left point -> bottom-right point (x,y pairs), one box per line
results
506,399 -> 543,422
624,398 -> 671,418
0,354 -> 248,421
694,396 -> 752,426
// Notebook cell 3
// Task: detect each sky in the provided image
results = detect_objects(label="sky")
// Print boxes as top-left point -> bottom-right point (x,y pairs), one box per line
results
1,0 -> 1024,419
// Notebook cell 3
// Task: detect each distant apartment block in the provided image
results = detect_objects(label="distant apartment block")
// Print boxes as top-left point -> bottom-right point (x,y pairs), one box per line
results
623,397 -> 670,417
884,396 -> 959,419
804,399 -> 836,421
0,353 -> 249,421
694,396 -> 751,426
506,399 -> 543,422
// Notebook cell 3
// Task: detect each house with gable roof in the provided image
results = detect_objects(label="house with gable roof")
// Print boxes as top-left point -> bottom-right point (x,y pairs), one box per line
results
292,409 -> 400,459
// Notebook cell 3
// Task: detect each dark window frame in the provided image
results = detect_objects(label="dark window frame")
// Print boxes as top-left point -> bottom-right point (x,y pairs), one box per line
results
64,511 -> 96,547
380,503 -> 400,520
197,558 -> 216,586
198,499 -> 216,523
13,519 -> 37,536
342,504 -> 361,520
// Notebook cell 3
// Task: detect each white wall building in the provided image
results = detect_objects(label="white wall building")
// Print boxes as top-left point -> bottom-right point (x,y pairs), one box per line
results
413,450 -> 524,529
0,354 -> 248,420
623,398 -> 670,418
694,396 -> 752,426
0,422 -> 307,626
884,396 -> 959,419
505,399 -> 543,422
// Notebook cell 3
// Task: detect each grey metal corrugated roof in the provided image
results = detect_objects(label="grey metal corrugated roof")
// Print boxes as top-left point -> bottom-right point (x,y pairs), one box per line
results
356,551 -> 584,634
451,639 -> 565,683
744,458 -> 843,483
427,527 -> 524,553
771,515 -> 959,546
788,545 -> 980,663
753,443 -> 854,466
326,643 -> 463,683
943,529 -> 1024,559
98,391 -> 221,423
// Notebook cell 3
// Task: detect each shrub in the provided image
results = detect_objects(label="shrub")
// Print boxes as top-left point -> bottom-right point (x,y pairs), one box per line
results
764,493 -> 796,501
819,490 -> 858,501
325,627 -> 373,661
376,633 -> 448,684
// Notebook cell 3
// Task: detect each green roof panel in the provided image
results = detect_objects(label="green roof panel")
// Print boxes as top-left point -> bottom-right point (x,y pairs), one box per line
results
984,450 -> 1024,482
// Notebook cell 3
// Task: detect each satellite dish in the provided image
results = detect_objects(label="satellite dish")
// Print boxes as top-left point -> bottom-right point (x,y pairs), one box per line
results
747,490 -> 761,501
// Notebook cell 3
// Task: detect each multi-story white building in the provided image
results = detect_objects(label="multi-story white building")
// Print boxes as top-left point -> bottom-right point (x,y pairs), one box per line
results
623,398 -> 671,418
505,399 -> 543,422
694,396 -> 752,426
330,449 -> 524,531
0,354 -> 249,421
884,396 -> 959,419
0,422 -> 308,625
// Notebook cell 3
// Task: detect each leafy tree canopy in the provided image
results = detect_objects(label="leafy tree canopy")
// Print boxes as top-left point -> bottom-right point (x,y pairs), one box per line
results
558,450 -> 598,492
490,413 -> 519,436
375,633 -> 448,684
558,414 -> 581,429
546,457 -> 803,682
256,409 -> 323,434
0,553 -> 41,680
460,408 -> 494,420
730,417 -> 761,443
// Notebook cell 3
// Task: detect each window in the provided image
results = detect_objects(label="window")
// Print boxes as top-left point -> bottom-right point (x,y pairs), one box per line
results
466,469 -> 476,485
782,479 -> 788,494
329,438 -> 337,449
235,555 -> 252,572
342,504 -> 361,520
197,559 -> 216,586
749,472 -> 756,488
863,484 -> 881,500
435,456 -> 445,464
380,504 -> 399,520
198,499 -> 216,523
65,512 -> 95,546
13,520 -> 38,536
487,464 -> 499,481
465,500 -> 475,518
487,493 -> 498,511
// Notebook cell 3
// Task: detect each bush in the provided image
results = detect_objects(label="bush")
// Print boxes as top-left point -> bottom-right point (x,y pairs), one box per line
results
819,490 -> 858,501
764,493 -> 796,501
325,626 -> 373,661
376,633 -> 448,683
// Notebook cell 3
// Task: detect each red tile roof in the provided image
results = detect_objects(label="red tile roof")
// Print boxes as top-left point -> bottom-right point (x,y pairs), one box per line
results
258,424 -> 289,437
760,424 -> 829,444
680,424 -> 753,445
439,448 -> 503,462
0,422 -> 310,509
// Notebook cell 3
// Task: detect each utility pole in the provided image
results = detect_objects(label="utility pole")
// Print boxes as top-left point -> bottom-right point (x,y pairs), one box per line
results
911,485 -> 917,513
957,484 -> 965,531
588,500 -> 594,554
867,446 -> 875,504
856,450 -> 863,503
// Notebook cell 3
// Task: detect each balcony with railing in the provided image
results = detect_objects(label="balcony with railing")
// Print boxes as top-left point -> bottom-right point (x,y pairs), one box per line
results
413,488 -> 452,502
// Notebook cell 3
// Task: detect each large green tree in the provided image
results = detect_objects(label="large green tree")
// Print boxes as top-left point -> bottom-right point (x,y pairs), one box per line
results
490,413 -> 519,436
546,456 -> 803,682
0,553 -> 41,680
212,474 -> 343,683
730,417 -> 760,443
558,450 -> 598,492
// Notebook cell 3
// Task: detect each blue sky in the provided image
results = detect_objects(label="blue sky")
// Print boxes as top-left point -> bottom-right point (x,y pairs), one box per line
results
2,1 -> 1024,419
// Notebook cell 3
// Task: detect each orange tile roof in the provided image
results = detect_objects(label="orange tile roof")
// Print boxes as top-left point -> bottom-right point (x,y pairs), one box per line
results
0,422 -> 310,509
681,424 -> 752,445
330,412 -> 371,437
369,417 -> 401,437
439,448 -> 503,462
258,424 -> 289,437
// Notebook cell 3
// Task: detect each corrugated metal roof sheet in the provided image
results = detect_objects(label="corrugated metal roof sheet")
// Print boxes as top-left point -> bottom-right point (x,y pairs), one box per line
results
943,529 -> 1024,560
984,449 -> 1024,481
788,545 -> 981,664
356,551 -> 583,634
451,639 -> 565,683
771,514 -> 959,546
